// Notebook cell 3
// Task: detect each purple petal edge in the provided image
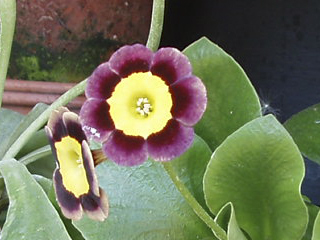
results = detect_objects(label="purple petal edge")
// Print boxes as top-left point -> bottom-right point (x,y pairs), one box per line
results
109,44 -> 153,78
151,47 -> 192,85
147,119 -> 194,162
81,188 -> 109,221
85,62 -> 121,100
102,130 -> 148,166
80,99 -> 115,143
53,169 -> 83,220
46,107 -> 69,142
62,111 -> 87,143
81,140 -> 102,196
170,75 -> 207,126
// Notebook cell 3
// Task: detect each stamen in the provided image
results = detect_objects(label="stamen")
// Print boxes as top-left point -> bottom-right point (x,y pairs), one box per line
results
76,158 -> 83,168
136,97 -> 152,116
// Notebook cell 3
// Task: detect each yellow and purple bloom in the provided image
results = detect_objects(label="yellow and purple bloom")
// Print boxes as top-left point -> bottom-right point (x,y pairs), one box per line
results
80,44 -> 207,166
45,107 -> 109,221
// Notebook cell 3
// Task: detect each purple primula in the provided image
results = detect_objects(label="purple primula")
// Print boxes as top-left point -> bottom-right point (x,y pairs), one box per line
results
80,44 -> 207,166
45,107 -> 109,221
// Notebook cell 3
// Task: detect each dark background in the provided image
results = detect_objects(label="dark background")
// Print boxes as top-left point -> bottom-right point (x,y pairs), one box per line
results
160,0 -> 320,204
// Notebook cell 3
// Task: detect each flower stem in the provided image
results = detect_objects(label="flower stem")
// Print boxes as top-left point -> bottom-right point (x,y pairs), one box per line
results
162,162 -> 227,240
146,0 -> 165,52
0,0 -> 16,107
19,145 -> 51,166
2,79 -> 87,160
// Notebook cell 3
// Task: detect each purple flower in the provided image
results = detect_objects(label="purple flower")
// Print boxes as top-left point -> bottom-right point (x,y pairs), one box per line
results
45,107 -> 109,221
80,44 -> 207,166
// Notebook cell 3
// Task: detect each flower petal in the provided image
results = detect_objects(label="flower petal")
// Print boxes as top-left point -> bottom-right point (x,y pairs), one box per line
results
81,188 -> 109,221
47,107 -> 69,142
170,76 -> 207,126
44,126 -> 58,163
85,62 -> 121,100
81,140 -> 99,194
151,47 -> 192,85
109,44 -> 153,78
62,112 -> 87,143
147,119 -> 194,161
53,169 -> 83,220
102,130 -> 147,166
80,99 -> 115,142
80,140 -> 109,221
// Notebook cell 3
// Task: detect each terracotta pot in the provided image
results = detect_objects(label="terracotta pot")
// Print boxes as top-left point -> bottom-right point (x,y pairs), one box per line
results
15,0 -> 152,51
8,1 -> 152,83
3,79 -> 85,114
4,1 -> 153,114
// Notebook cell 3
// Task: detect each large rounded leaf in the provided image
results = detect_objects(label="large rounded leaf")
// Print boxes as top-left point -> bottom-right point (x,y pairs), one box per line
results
204,115 -> 308,240
284,103 -> 320,164
183,37 -> 261,150
312,210 -> 320,240
0,159 -> 71,240
0,108 -> 23,158
214,203 -> 247,240
73,160 -> 214,240
303,199 -> 319,240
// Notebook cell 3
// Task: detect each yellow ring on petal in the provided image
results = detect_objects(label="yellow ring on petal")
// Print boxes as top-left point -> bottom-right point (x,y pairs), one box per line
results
107,72 -> 172,139
55,136 -> 89,197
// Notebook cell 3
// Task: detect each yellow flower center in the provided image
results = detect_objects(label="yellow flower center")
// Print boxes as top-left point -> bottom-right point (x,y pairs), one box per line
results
107,72 -> 172,139
55,136 -> 89,197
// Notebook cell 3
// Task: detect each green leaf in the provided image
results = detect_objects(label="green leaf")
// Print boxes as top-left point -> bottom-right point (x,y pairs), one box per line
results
39,179 -> 85,240
203,115 -> 308,240
0,159 -> 71,240
183,37 -> 261,150
73,160 -> 214,240
32,174 -> 53,195
0,103 -> 48,159
214,203 -> 247,240
303,199 -> 319,240
0,108 -> 24,159
284,103 -> 320,164
312,209 -> 320,240
0,0 -> 16,106
17,129 -> 55,178
17,128 -> 49,156
171,134 -> 212,209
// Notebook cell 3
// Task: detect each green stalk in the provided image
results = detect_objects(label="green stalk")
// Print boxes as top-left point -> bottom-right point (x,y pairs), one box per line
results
0,0 -> 16,107
162,162 -> 227,240
3,79 -> 87,160
19,145 -> 51,166
146,0 -> 165,52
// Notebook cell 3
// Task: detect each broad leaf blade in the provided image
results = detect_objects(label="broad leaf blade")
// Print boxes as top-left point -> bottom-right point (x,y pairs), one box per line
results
33,174 -> 53,195
17,129 -> 55,178
312,210 -> 320,240
303,199 -> 319,240
204,115 -> 308,240
284,103 -> 320,164
0,159 -> 71,240
0,103 -> 48,159
0,108 -> 24,158
183,37 -> 261,150
73,160 -> 214,240
214,203 -> 247,240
